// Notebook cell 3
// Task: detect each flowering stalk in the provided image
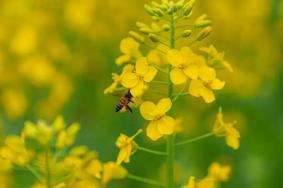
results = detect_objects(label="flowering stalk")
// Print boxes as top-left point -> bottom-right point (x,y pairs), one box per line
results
167,13 -> 176,188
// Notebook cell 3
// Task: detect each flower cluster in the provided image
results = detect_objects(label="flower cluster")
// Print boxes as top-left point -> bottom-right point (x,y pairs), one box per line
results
105,0 -> 240,188
0,117 -> 127,188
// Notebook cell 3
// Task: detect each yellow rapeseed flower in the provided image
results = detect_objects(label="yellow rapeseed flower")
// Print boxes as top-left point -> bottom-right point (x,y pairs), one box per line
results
167,47 -> 205,85
140,98 -> 175,141
213,107 -> 240,150
183,176 -> 215,188
189,66 -> 225,103
102,161 -> 127,185
122,57 -> 157,96
116,38 -> 142,65
0,136 -> 33,166
104,64 -> 134,94
56,123 -> 80,149
115,129 -> 142,164
208,162 -> 231,182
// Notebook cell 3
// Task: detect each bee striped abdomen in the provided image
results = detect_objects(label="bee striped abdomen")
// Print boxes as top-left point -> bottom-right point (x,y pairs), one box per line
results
115,97 -> 127,112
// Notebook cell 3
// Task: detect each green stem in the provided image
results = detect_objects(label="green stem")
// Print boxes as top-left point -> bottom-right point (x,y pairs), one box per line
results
166,14 -> 175,188
127,173 -> 166,187
45,149 -> 51,188
175,132 -> 214,146
138,146 -> 167,156
26,165 -> 45,183
152,80 -> 170,85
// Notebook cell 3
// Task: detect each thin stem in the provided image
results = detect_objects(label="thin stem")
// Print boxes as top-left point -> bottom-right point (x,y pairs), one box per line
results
166,14 -> 175,188
137,146 -> 167,156
151,80 -> 169,85
175,132 -> 214,147
127,173 -> 166,187
153,65 -> 169,74
45,149 -> 51,188
172,86 -> 188,102
26,165 -> 45,183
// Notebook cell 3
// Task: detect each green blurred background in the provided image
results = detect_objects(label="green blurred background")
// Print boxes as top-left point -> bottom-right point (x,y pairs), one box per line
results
0,0 -> 282,187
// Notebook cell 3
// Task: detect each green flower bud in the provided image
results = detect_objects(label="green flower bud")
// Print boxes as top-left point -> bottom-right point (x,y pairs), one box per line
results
152,8 -> 164,17
195,20 -> 211,28
148,33 -> 159,43
162,24 -> 170,31
136,22 -> 148,28
196,27 -> 212,41
139,27 -> 153,34
144,4 -> 155,16
129,31 -> 145,43
182,30 -> 192,37
183,4 -> 192,16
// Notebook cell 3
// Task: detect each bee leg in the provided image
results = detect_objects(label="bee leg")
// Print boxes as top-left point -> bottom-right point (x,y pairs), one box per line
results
129,100 -> 134,103
126,105 -> 133,113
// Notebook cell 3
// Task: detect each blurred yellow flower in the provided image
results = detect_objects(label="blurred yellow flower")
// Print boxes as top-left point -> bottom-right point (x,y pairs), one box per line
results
32,182 -> 66,188
147,49 -> 167,67
102,161 -> 127,185
104,64 -> 134,94
208,162 -> 231,182
167,47 -> 205,85
140,98 -> 175,141
56,123 -> 80,149
189,66 -> 225,103
122,57 -> 157,96
200,45 -> 233,72
213,107 -> 240,150
183,176 -> 215,188
1,89 -> 28,119
116,38 -> 142,65
115,129 -> 142,164
0,136 -> 33,166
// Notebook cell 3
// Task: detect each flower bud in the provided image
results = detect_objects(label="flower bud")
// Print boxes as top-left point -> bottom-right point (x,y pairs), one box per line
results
196,27 -> 212,41
183,4 -> 192,16
162,24 -> 170,31
144,4 -> 155,16
182,30 -> 192,37
152,8 -> 164,17
136,22 -> 148,28
195,20 -> 211,28
148,34 -> 159,43
129,31 -> 145,43
139,27 -> 153,34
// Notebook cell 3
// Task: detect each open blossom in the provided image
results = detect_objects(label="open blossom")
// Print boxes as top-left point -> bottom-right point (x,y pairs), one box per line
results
115,38 -> 142,65
140,98 -> 175,141
208,162 -> 231,182
189,66 -> 225,103
167,47 -> 205,85
200,45 -> 233,72
122,57 -> 157,96
104,64 -> 134,94
115,129 -> 142,165
213,107 -> 240,150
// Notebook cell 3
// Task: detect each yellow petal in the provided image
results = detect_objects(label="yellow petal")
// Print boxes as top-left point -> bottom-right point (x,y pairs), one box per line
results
156,98 -> 172,114
120,38 -> 139,54
210,78 -> 225,90
170,68 -> 187,85
189,79 -> 204,97
200,87 -> 215,103
144,66 -> 157,82
130,81 -> 145,97
140,101 -> 156,120
186,176 -> 196,188
122,64 -> 135,74
225,124 -> 240,150
183,64 -> 199,79
197,178 -> 215,188
167,49 -> 183,66
157,116 -> 174,135
135,57 -> 148,75
121,73 -> 138,88
115,55 -> 131,65
147,50 -> 161,65
199,66 -> 216,82
146,121 -> 163,141
180,47 -> 194,61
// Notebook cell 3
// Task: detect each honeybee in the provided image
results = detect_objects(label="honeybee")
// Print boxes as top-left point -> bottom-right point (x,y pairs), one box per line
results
115,90 -> 134,113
